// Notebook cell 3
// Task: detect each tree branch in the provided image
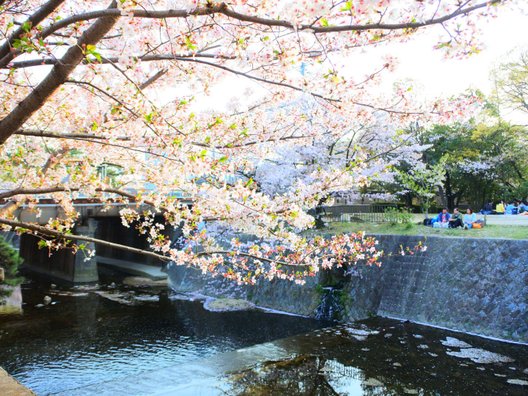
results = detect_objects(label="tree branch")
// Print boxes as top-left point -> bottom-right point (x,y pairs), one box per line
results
0,0 -> 120,145
0,0 -> 65,67
13,129 -> 185,162
7,53 -> 236,69
36,0 -> 502,39
0,186 -> 163,205
170,57 -> 431,115
15,129 -> 109,140
0,217 -> 171,262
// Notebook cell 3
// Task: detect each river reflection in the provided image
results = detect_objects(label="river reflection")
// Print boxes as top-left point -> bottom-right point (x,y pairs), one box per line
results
224,319 -> 528,396
0,279 -> 327,395
57,317 -> 528,396
2,280 -> 528,396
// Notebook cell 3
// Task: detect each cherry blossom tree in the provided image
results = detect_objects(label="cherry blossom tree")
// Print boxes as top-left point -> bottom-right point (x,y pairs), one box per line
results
0,0 -> 518,284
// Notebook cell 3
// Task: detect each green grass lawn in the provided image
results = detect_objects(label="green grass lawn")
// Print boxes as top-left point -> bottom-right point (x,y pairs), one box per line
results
321,221 -> 528,240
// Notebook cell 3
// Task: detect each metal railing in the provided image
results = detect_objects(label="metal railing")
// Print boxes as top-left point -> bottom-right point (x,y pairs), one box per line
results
320,204 -> 399,223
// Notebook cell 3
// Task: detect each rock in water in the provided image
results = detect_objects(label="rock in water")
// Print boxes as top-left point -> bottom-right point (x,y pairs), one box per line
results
441,337 -> 472,348
203,298 -> 255,312
43,296 -> 52,305
507,379 -> 528,386
123,277 -> 168,287
446,348 -> 514,364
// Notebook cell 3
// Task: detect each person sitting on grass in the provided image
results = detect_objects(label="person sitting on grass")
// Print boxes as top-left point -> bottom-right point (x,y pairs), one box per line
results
480,202 -> 493,215
495,201 -> 505,214
448,208 -> 463,228
463,208 -> 477,229
520,200 -> 528,214
433,208 -> 451,228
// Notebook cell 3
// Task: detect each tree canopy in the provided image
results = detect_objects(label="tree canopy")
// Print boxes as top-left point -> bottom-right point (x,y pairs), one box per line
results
409,121 -> 527,210
0,0 -> 519,284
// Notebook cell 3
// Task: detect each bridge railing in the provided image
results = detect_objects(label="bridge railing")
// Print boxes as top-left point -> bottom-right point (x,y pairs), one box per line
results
320,204 -> 399,223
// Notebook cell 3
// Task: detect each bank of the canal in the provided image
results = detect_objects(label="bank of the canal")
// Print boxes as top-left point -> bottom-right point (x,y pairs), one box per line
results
169,234 -> 528,343
0,367 -> 34,395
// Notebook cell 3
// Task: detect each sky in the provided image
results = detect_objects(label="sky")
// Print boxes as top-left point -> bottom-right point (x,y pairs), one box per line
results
391,7 -> 528,98
193,5 -> 528,123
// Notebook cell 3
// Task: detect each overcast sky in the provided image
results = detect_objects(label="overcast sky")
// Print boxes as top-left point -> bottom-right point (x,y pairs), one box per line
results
391,7 -> 528,98
193,6 -> 528,121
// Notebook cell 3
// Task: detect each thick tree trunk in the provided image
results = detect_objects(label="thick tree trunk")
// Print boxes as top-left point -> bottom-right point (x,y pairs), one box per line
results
0,1 -> 119,145
0,0 -> 66,67
444,171 -> 452,210
438,186 -> 447,209
404,192 -> 413,208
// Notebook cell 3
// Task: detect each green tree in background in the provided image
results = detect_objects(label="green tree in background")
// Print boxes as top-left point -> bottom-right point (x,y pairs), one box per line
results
415,121 -> 527,210
0,235 -> 24,295
395,159 -> 446,218
492,50 -> 528,117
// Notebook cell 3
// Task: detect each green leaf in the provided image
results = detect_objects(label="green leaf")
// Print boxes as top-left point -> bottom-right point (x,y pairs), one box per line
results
144,112 -> 154,123
185,36 -> 197,51
85,44 -> 102,62
21,21 -> 32,33
340,1 -> 352,12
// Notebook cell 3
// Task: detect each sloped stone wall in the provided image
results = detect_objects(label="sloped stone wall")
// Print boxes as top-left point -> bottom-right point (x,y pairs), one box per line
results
168,234 -> 528,343
168,265 -> 322,316
372,235 -> 528,343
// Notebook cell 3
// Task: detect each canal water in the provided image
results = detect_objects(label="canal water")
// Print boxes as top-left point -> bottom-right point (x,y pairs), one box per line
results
0,278 -> 327,395
1,278 -> 528,395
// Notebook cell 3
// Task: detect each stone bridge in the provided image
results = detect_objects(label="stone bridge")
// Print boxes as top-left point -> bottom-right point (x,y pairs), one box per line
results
8,200 -> 191,284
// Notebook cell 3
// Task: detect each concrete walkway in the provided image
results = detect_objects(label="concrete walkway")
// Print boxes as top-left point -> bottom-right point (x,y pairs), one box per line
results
479,214 -> 528,226
0,368 -> 34,395
96,256 -> 167,280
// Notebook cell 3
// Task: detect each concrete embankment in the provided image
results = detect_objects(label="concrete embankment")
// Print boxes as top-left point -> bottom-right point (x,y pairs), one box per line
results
0,367 -> 35,395
168,235 -> 528,343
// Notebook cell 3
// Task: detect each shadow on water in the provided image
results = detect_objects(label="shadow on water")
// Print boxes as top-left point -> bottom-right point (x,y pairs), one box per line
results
60,317 -> 528,396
